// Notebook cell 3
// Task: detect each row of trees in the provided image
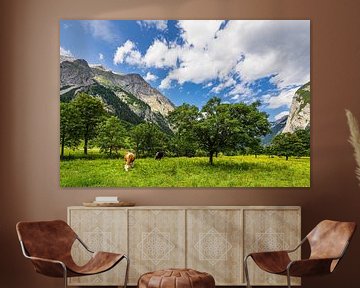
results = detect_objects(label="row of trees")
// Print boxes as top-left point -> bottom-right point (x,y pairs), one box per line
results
60,92 -> 310,163
270,128 -> 310,160
248,128 -> 310,160
60,93 -> 167,158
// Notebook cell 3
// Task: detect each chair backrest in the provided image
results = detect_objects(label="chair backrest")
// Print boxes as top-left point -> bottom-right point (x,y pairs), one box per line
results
16,220 -> 77,261
307,220 -> 356,261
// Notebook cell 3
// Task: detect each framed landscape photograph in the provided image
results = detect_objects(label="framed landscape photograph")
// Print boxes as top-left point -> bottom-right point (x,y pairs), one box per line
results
60,20 -> 310,187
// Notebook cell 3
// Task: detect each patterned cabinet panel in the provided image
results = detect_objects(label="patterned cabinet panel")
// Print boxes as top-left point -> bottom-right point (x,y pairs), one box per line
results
243,208 -> 301,286
67,206 -> 301,286
128,209 -> 186,284
187,209 -> 243,285
68,208 -> 127,286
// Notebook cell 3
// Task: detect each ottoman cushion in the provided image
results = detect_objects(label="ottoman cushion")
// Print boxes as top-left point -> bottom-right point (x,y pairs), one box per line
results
138,268 -> 215,288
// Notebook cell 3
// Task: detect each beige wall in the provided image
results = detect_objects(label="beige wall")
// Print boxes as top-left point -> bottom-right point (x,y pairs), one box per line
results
1,0 -> 360,287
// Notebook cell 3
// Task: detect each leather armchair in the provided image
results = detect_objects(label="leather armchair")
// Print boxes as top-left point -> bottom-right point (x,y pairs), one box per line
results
244,220 -> 356,288
16,220 -> 129,288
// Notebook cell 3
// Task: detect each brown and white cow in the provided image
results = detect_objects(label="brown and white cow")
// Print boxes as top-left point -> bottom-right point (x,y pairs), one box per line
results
124,152 -> 135,171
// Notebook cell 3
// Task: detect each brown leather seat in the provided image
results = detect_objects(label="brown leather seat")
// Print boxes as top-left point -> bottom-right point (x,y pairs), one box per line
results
138,268 -> 215,288
16,220 -> 129,288
244,220 -> 356,288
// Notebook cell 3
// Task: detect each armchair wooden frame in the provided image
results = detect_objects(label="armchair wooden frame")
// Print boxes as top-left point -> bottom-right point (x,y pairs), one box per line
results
244,220 -> 356,288
16,220 -> 129,288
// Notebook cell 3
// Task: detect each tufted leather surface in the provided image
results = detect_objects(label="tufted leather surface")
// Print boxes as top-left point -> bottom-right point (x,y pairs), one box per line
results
138,269 -> 215,288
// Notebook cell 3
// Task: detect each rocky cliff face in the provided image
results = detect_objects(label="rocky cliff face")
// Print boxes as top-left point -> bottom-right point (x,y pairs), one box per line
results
60,54 -> 75,63
262,82 -> 310,144
262,115 -> 288,144
121,74 -> 175,116
60,56 -> 175,132
282,82 -> 310,133
92,68 -> 175,116
60,59 -> 95,86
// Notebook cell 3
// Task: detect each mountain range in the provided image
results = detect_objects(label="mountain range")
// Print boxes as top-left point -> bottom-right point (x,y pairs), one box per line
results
60,54 -> 310,142
283,82 -> 310,133
262,82 -> 310,144
60,55 -> 175,133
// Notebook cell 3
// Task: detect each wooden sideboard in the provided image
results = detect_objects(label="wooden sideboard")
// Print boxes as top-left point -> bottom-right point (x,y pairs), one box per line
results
67,206 -> 301,286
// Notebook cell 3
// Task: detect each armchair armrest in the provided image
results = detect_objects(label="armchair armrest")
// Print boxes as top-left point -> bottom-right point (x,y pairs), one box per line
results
25,255 -> 67,278
76,236 -> 94,254
246,236 -> 306,259
285,237 -> 307,253
287,239 -> 351,277
19,240 -> 67,277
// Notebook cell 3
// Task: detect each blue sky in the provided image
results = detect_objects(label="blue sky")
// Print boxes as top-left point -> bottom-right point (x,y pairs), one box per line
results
60,20 -> 310,121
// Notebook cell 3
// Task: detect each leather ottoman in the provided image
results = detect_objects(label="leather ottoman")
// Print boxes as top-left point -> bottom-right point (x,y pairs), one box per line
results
138,268 -> 215,288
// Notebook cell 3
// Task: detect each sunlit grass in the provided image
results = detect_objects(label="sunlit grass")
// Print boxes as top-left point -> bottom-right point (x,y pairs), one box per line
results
60,150 -> 310,187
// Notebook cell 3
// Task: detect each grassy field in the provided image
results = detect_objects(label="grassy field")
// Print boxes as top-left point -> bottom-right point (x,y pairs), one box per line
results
60,149 -> 310,187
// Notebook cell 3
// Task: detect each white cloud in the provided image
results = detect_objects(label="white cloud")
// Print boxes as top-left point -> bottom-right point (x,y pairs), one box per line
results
125,49 -> 142,65
99,53 -> 104,60
112,20 -> 310,101
81,20 -> 117,43
60,47 -> 73,57
235,51 -> 278,82
231,20 -> 310,88
157,20 -> 309,92
159,77 -> 172,89
211,77 -> 236,93
113,40 -> 142,65
228,82 -> 252,97
203,82 -> 213,88
113,39 -> 182,69
274,111 -> 290,121
144,72 -> 158,82
143,39 -> 180,68
162,51 -> 220,85
178,20 -> 224,48
262,87 -> 299,109
137,20 -> 168,31
230,93 -> 256,105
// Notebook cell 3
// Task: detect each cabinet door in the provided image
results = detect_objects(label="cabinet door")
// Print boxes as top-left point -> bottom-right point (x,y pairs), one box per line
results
68,208 -> 127,286
187,209 -> 243,285
128,209 -> 186,284
243,208 -> 301,286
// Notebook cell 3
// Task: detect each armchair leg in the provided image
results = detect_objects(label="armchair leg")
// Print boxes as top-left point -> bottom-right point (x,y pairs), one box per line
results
123,255 -> 130,288
244,255 -> 252,288
286,269 -> 291,288
62,264 -> 68,288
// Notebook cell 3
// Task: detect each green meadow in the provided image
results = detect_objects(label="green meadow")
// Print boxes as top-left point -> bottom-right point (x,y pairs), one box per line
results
60,149 -> 310,187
